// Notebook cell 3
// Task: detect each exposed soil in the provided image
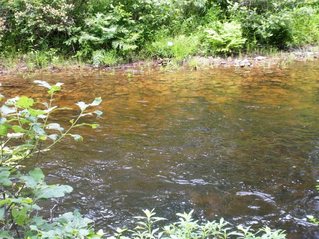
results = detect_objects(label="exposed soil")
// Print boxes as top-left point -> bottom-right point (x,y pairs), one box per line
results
0,46 -> 319,76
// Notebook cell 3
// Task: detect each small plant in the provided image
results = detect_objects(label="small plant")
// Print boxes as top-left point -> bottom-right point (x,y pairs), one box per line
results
307,181 -> 319,225
92,50 -> 119,67
307,215 -> 319,225
146,34 -> 201,61
108,210 -> 286,239
204,21 -> 246,54
0,81 -> 103,238
24,50 -> 58,69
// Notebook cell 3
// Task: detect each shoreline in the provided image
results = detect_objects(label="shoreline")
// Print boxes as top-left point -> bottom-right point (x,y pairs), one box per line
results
1,46 -> 319,76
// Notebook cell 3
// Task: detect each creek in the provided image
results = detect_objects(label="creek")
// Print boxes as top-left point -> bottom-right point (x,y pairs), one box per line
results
1,61 -> 319,238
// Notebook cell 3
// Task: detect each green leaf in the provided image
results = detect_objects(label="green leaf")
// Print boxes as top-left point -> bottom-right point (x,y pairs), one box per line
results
0,169 -> 12,186
0,207 -> 4,221
21,168 -> 45,188
90,97 -> 102,106
39,135 -> 47,141
0,124 -> 8,136
19,118 -> 30,125
76,102 -> 89,111
12,207 -> 28,226
32,124 -> 46,136
94,110 -> 103,117
46,123 -> 64,132
16,96 -> 34,109
0,199 -> 11,207
48,84 -> 63,95
12,125 -> 26,133
11,197 -> 34,205
29,109 -> 46,117
35,185 -> 73,199
29,168 -> 45,183
91,124 -> 99,129
0,231 -> 13,239
48,134 -> 59,141
70,134 -> 83,142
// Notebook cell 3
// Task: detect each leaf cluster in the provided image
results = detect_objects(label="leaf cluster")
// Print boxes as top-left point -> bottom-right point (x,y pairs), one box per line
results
0,81 -> 104,238
108,210 -> 286,239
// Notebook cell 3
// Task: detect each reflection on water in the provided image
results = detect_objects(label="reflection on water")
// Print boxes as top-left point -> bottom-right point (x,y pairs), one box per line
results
1,62 -> 319,238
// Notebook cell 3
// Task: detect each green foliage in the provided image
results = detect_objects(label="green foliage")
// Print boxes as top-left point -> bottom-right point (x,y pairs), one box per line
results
0,0 -> 76,51
108,209 -> 287,239
92,50 -> 120,67
227,2 -> 293,49
24,49 -> 59,69
307,181 -> 319,225
146,34 -> 201,61
307,215 -> 319,225
1,0 -> 319,64
0,166 -> 104,238
290,6 -> 319,46
69,5 -> 141,59
0,81 -> 102,167
0,81 -> 103,238
203,21 -> 246,54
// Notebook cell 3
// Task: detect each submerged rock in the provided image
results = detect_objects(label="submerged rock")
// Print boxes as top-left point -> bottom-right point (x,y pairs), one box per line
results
236,191 -> 276,205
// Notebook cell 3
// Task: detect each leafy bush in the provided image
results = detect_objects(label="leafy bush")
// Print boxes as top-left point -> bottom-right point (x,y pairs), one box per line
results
0,0 -> 76,51
146,34 -> 201,61
68,5 -> 141,59
92,50 -> 119,67
0,168 -> 104,239
291,6 -> 319,46
0,81 -> 103,238
1,0 -> 319,65
203,21 -> 246,54
228,4 -> 291,49
23,49 -> 61,69
108,209 -> 287,239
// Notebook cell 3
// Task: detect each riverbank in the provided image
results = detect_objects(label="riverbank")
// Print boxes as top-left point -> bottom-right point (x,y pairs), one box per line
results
0,46 -> 319,76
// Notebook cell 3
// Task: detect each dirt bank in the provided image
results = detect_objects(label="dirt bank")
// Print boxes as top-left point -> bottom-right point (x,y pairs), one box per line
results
1,47 -> 319,76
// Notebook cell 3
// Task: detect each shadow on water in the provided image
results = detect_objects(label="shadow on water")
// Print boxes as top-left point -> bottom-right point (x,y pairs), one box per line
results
1,62 -> 319,238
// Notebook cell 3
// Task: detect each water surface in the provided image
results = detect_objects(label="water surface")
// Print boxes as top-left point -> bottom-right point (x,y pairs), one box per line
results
1,62 -> 319,238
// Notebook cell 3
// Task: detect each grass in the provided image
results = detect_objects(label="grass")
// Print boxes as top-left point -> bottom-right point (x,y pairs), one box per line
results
92,50 -> 120,67
144,34 -> 202,62
0,50 -> 86,73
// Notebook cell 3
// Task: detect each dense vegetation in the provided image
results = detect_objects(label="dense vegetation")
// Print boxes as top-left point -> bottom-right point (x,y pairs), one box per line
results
1,0 -> 319,68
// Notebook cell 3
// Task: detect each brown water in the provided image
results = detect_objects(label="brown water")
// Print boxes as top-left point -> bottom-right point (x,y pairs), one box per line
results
1,62 -> 319,238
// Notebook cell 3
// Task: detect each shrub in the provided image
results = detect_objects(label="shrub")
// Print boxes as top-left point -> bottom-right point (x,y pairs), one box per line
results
228,2 -> 293,49
291,6 -> 319,46
108,209 -> 287,239
203,21 -> 246,54
92,50 -> 119,67
68,5 -> 142,59
145,34 -> 201,61
0,81 -> 103,238
0,0 -> 76,51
